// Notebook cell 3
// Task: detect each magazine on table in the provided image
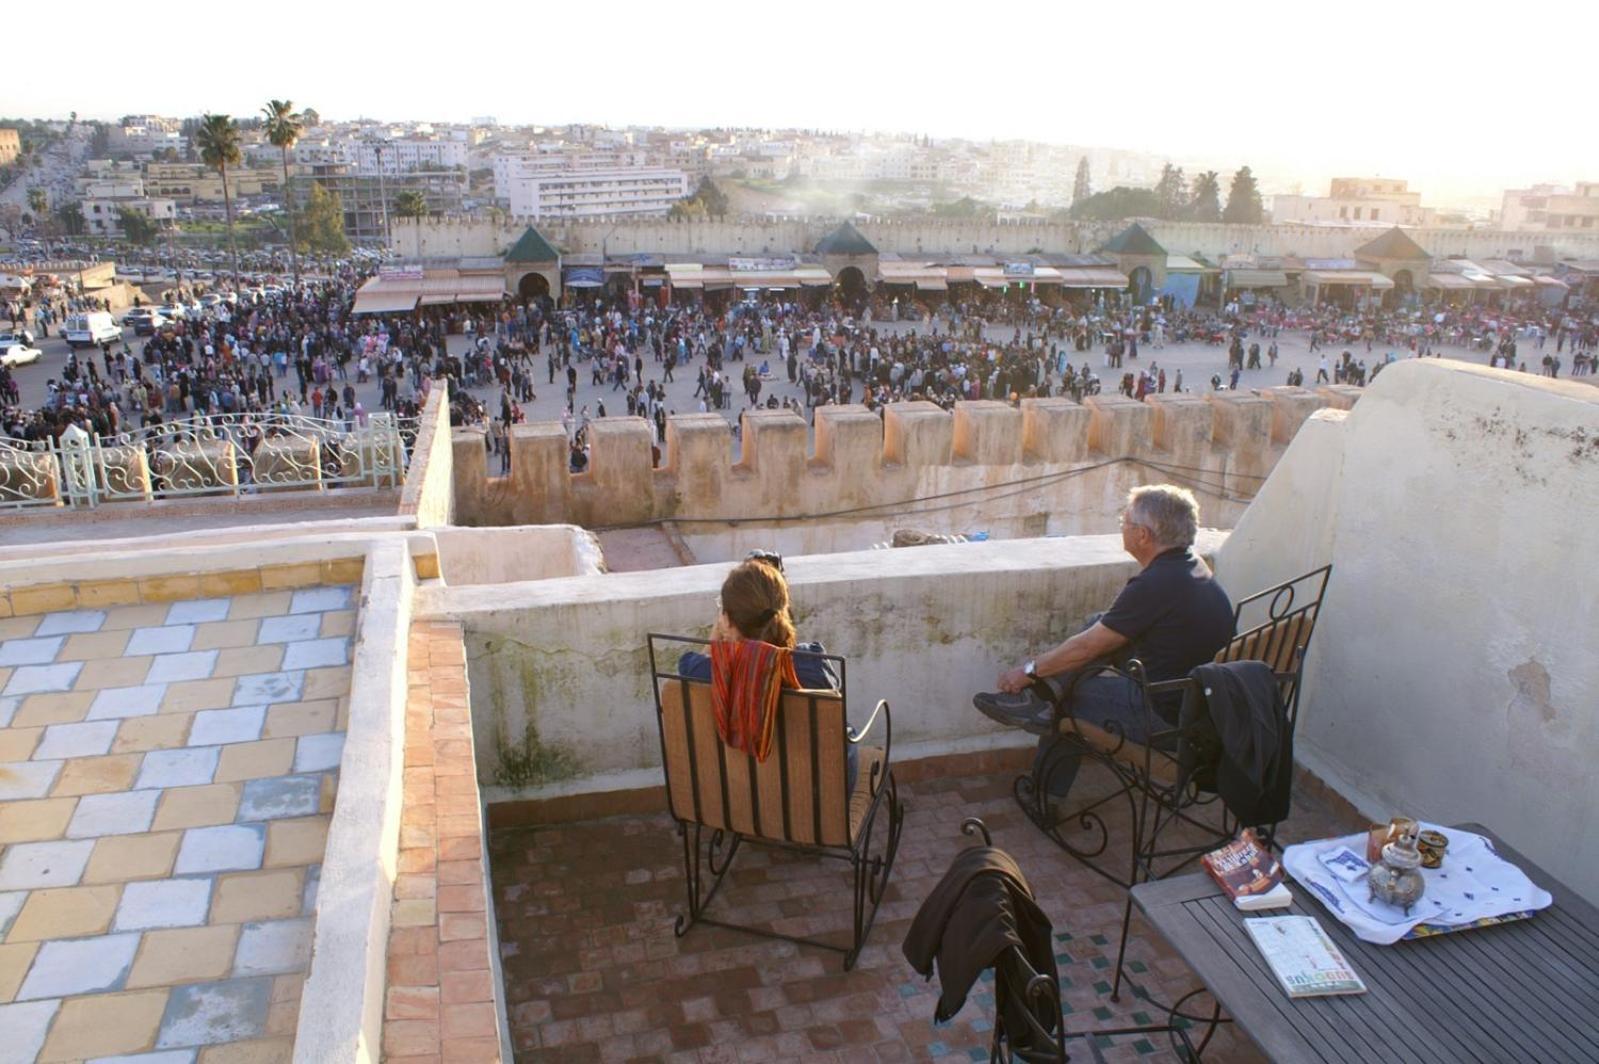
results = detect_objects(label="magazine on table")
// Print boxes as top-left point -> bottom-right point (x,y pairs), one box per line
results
1244,915 -> 1367,999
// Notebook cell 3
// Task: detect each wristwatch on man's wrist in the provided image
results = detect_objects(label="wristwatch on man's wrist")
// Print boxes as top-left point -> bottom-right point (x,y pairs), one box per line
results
1023,660 -> 1037,680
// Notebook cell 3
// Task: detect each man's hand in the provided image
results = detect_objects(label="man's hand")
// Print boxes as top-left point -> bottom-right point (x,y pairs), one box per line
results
997,666 -> 1032,694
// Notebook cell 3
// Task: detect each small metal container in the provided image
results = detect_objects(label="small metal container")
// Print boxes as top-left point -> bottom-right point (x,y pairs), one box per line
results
1418,829 -> 1450,869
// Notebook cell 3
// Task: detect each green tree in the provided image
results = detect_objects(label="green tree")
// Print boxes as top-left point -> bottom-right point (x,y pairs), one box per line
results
27,187 -> 47,217
931,196 -> 988,218
262,99 -> 304,283
1154,164 -> 1188,220
393,189 -> 429,220
297,182 -> 350,255
1223,165 -> 1264,224
55,203 -> 85,236
1068,186 -> 1160,222
1071,157 -> 1092,206
89,123 -> 110,158
1189,171 -> 1222,222
696,178 -> 729,217
194,113 -> 243,283
667,198 -> 706,220
117,207 -> 159,245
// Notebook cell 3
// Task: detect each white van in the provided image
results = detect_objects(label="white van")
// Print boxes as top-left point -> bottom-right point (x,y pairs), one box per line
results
65,312 -> 121,348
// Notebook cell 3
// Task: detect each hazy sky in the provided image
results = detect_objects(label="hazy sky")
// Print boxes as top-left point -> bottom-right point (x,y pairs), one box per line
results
19,0 -> 1597,203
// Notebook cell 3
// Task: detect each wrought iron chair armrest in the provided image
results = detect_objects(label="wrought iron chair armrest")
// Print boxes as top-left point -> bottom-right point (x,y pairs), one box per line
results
847,699 -> 889,745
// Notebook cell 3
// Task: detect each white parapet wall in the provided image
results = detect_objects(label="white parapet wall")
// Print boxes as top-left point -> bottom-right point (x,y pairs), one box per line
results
414,530 -> 1228,800
1216,358 -> 1599,904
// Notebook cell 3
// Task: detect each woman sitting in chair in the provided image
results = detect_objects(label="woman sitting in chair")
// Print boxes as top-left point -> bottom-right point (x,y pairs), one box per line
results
677,553 -> 837,691
678,553 -> 853,786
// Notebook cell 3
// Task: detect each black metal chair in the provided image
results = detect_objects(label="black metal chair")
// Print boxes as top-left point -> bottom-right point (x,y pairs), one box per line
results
1012,564 -> 1331,999
646,633 -> 905,970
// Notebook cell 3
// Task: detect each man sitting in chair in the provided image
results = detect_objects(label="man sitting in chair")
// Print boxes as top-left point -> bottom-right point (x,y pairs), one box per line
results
974,484 -> 1235,801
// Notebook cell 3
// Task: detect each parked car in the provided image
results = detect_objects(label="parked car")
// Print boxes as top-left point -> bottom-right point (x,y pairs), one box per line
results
0,341 -> 43,368
0,329 -> 36,348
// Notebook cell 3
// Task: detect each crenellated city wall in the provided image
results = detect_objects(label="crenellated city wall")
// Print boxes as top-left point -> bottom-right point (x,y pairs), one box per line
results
398,215 -> 1599,264
449,384 -> 1363,555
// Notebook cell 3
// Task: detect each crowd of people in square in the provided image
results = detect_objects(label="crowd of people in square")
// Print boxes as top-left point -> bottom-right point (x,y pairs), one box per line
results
3,260 -> 1596,485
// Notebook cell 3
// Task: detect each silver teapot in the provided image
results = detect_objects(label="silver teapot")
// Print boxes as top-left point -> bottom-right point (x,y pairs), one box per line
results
1368,820 -> 1426,914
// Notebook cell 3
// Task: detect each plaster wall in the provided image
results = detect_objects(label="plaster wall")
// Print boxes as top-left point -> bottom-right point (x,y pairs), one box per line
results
452,390 -> 1329,543
1214,359 -> 1599,903
396,385 -> 454,528
434,525 -> 605,584
413,531 -> 1227,799
398,216 -> 1599,264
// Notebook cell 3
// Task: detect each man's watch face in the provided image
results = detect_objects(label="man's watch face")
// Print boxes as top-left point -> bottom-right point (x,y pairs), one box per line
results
1024,660 -> 1037,678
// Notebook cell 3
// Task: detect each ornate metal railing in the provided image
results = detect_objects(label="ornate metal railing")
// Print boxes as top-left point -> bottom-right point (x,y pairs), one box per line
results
0,412 -> 408,510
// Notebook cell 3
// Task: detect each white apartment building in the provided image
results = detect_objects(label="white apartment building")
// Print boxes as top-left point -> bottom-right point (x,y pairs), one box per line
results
493,151 -> 653,202
353,138 -> 468,174
82,196 -> 176,236
1271,177 -> 1434,227
507,168 -> 690,219
1500,183 -> 1599,231
108,122 -> 183,157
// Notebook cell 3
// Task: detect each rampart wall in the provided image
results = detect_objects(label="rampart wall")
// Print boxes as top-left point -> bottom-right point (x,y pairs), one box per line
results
399,216 -> 1599,264
449,384 -> 1362,549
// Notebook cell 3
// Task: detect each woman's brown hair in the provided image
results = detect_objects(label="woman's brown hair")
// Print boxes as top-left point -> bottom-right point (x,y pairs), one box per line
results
720,559 -> 796,648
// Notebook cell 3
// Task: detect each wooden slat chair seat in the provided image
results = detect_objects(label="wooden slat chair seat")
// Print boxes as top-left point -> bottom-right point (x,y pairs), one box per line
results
647,633 -> 905,971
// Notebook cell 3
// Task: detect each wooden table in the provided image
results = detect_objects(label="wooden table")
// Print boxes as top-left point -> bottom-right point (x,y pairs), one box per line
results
1131,824 -> 1599,1063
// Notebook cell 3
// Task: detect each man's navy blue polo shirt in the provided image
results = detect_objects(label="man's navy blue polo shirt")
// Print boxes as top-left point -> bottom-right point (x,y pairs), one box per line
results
1100,546 -> 1235,683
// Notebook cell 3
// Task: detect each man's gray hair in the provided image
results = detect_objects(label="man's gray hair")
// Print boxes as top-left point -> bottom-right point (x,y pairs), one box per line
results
1126,484 -> 1200,548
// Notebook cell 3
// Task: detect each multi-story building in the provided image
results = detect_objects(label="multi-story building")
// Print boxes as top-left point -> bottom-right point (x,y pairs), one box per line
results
82,195 -> 177,236
492,150 -> 653,202
1499,183 -> 1599,231
142,163 -> 282,204
506,168 -> 689,219
292,166 -> 467,244
352,138 -> 469,174
1271,177 -> 1435,227
0,128 -> 19,167
108,121 -> 183,158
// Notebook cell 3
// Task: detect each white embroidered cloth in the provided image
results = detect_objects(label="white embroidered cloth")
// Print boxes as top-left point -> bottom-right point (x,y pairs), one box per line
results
1282,823 -> 1552,945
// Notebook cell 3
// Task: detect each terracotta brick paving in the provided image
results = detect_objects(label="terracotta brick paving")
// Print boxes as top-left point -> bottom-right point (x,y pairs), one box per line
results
488,766 -> 1360,1063
383,621 -> 503,1064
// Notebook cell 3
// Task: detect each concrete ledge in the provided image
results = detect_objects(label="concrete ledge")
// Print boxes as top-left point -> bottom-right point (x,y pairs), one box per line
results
294,540 -> 415,1064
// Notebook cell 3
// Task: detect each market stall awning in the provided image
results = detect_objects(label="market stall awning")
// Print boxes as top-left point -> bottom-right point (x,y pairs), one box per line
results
351,281 -> 420,315
916,279 -> 948,291
1301,270 -> 1394,289
1055,267 -> 1129,288
972,267 -> 1064,287
1163,255 -> 1217,274
1495,275 -> 1535,288
455,276 -> 507,301
877,263 -> 946,285
1534,275 -> 1570,290
1424,273 -> 1476,290
1225,269 -> 1289,288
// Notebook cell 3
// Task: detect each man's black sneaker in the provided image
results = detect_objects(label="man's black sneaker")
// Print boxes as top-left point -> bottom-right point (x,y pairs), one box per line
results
973,688 -> 1055,736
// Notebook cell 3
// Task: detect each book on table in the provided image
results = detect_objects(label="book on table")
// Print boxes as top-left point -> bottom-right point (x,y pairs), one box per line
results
1203,830 -> 1292,911
1244,915 -> 1368,998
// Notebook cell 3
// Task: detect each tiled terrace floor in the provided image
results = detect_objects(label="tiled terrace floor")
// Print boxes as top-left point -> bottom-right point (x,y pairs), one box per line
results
489,766 -> 1360,1063
0,587 -> 356,1063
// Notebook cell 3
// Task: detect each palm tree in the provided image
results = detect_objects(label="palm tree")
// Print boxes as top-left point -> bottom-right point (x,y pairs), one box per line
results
262,100 -> 304,284
195,114 -> 243,284
27,187 -> 47,220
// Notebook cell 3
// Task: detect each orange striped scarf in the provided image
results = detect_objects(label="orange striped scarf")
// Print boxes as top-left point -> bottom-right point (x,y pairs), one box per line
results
709,638 -> 798,763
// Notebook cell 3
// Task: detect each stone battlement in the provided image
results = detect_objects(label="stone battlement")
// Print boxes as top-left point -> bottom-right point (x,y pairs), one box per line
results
451,385 -> 1363,538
